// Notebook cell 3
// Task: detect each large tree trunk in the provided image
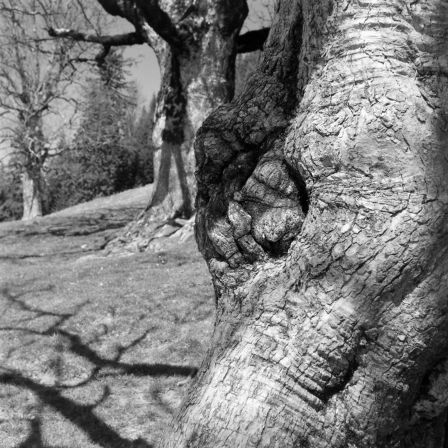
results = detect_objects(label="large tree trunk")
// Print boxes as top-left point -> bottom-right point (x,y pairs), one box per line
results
162,0 -> 448,447
106,0 -> 248,251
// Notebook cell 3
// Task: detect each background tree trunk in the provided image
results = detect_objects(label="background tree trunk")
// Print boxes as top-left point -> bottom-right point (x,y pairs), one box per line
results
106,0 -> 249,252
162,0 -> 448,447
20,115 -> 46,221
21,168 -> 42,220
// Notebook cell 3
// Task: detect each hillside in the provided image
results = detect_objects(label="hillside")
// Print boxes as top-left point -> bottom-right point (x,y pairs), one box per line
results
0,184 -> 154,260
0,186 -> 214,448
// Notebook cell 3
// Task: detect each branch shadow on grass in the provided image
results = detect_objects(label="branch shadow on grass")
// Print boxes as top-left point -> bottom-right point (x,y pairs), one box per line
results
1,371 -> 153,448
0,285 -> 199,448
0,285 -> 199,379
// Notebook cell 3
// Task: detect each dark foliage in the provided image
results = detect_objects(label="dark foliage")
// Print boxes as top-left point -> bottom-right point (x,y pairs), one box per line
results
0,160 -> 23,222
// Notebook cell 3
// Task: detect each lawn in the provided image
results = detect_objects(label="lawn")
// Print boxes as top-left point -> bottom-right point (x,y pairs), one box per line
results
0,195 -> 215,448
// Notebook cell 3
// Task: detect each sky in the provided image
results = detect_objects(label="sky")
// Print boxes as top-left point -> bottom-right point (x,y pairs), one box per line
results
124,44 -> 160,107
115,15 -> 161,108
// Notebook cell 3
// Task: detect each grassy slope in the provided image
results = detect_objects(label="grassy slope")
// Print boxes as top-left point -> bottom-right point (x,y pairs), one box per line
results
0,188 -> 214,448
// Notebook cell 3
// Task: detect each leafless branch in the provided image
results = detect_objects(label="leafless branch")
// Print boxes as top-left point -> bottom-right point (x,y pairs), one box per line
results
95,0 -> 185,53
47,27 -> 145,47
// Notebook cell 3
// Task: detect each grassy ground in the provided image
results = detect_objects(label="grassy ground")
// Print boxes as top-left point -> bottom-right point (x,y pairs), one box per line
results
0,192 -> 214,448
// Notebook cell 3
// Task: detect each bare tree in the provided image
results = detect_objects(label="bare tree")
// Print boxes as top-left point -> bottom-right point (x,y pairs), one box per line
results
49,0 -> 273,250
0,0 -> 102,220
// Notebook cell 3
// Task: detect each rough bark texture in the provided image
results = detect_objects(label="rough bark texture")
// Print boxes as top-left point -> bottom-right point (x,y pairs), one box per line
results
104,0 -> 250,252
162,0 -> 448,447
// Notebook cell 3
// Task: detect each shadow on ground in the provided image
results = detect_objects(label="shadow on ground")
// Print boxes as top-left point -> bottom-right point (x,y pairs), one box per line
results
0,195 -> 213,448
0,284 -> 202,447
3,372 -> 154,448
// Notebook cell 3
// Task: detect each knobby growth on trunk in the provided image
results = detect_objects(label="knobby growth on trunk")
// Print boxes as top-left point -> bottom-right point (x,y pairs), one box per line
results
162,0 -> 448,447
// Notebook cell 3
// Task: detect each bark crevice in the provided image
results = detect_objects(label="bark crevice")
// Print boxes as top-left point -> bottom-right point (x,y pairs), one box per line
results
320,356 -> 359,403
195,5 -> 306,268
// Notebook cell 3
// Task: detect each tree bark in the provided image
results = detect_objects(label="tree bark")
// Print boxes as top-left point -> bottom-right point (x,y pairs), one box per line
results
162,0 -> 448,447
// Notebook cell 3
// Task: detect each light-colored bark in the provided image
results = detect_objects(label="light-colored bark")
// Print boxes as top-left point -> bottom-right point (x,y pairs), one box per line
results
162,0 -> 448,447
21,169 -> 42,220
